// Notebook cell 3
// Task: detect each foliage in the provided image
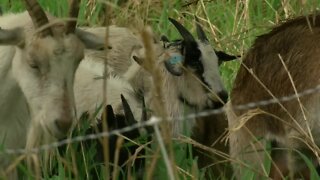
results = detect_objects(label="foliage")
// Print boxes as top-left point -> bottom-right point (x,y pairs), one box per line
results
1,0 -> 320,179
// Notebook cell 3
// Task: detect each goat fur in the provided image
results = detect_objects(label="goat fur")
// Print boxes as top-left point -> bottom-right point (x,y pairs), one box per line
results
0,11 -> 107,178
227,13 -> 320,179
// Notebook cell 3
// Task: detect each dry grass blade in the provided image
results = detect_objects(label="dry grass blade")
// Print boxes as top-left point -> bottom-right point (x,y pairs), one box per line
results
112,136 -> 124,180
140,26 -> 178,179
5,155 -> 26,176
178,136 -> 271,178
227,108 -> 263,133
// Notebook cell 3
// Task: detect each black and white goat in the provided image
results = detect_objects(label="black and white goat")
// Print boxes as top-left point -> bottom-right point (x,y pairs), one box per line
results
132,18 -> 237,135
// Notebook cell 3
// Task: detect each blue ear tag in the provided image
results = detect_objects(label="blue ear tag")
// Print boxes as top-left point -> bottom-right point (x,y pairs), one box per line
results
169,54 -> 183,65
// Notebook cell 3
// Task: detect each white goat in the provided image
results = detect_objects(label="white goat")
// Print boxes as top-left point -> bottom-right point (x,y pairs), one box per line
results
227,14 -> 320,179
74,58 -> 143,122
83,26 -> 143,75
69,26 -> 146,122
0,0 -> 105,176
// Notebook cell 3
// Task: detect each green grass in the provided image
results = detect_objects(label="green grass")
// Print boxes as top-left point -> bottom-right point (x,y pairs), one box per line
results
2,0 -> 320,179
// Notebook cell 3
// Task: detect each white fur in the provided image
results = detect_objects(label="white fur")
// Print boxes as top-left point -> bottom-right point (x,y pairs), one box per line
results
74,58 -> 141,121
0,11 -> 104,177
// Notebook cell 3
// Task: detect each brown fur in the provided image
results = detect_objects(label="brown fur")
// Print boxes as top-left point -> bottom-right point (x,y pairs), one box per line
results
228,13 -> 320,179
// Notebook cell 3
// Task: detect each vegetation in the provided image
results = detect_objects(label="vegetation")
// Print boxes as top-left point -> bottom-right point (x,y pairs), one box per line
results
1,0 -> 320,179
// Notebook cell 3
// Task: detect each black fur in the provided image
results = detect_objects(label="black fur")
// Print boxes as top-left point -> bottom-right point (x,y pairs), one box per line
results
56,95 -> 152,179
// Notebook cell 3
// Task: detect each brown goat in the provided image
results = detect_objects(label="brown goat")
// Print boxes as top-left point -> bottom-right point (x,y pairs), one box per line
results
227,13 -> 320,179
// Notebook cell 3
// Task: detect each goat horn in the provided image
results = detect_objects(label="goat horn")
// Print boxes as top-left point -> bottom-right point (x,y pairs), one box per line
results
121,94 -> 136,126
66,0 -> 81,34
24,0 -> 53,37
195,16 -> 209,42
169,18 -> 195,42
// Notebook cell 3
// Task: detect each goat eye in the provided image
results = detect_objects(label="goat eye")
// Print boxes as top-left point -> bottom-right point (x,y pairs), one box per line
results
29,63 -> 40,70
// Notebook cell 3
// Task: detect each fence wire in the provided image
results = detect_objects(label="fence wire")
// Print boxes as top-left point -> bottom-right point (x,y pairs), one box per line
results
1,84 -> 320,155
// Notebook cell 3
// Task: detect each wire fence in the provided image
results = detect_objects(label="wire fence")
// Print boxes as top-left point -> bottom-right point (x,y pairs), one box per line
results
1,83 -> 320,155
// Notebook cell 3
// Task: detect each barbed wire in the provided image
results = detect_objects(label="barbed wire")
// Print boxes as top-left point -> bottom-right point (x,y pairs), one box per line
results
1,84 -> 320,155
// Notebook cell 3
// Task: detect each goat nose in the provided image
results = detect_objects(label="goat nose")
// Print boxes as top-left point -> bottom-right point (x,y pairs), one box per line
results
55,118 -> 72,135
218,90 -> 229,103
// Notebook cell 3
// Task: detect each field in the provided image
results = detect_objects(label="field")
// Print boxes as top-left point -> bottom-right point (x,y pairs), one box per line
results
1,0 -> 320,179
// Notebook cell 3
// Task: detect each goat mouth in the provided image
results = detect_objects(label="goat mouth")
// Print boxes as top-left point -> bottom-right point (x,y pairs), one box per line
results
44,123 -> 66,140
213,101 -> 224,109
202,99 -> 224,111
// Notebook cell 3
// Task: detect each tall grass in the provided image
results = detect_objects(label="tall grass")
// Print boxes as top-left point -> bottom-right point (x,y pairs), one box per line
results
2,0 -> 320,179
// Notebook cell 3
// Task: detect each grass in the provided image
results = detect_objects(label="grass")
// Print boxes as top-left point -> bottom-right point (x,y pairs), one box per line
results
2,0 -> 320,179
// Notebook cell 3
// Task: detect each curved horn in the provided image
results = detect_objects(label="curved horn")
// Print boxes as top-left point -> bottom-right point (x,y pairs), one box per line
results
106,105 -> 117,129
66,0 -> 81,34
195,16 -> 209,42
24,0 -> 52,37
121,94 -> 136,126
168,18 -> 195,42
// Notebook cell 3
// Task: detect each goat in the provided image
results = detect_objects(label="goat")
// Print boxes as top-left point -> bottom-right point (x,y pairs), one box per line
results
227,13 -> 320,179
132,18 -> 237,136
0,0 -> 105,177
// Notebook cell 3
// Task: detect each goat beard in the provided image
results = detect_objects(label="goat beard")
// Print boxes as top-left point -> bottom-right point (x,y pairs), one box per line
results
25,118 -> 56,172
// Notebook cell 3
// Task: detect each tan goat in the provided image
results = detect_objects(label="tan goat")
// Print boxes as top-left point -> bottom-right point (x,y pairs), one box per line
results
227,14 -> 320,179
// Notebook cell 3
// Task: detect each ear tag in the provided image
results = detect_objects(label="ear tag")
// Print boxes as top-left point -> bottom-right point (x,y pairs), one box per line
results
168,53 -> 183,65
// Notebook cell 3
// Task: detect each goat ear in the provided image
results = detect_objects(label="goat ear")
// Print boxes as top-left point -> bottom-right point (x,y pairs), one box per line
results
0,28 -> 25,47
195,16 -> 209,43
164,52 -> 184,76
132,54 -> 154,73
121,94 -> 137,126
216,51 -> 240,65
75,28 -> 106,50
105,105 -> 117,129
132,55 -> 144,65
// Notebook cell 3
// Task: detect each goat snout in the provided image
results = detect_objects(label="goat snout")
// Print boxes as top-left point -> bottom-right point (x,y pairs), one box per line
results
207,90 -> 229,109
218,90 -> 229,103
55,118 -> 72,135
